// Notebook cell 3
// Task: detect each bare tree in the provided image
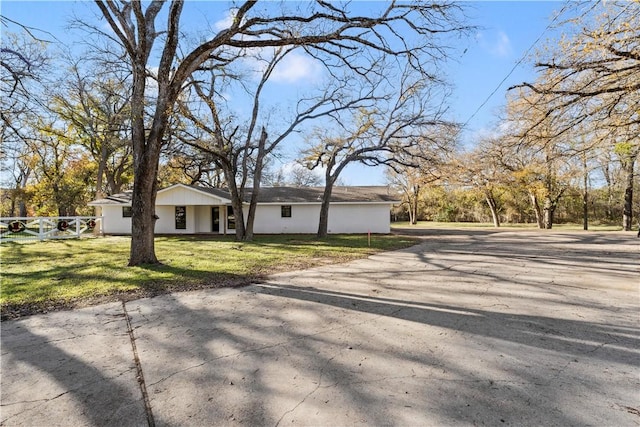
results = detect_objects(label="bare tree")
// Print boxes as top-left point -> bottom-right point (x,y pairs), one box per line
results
1,29 -> 50,216
93,0 -> 469,264
51,61 -> 133,198
21,114 -> 94,216
0,26 -> 49,99
177,47 -> 376,240
303,67 -> 457,237
511,2 -> 639,230
158,142 -> 223,188
502,89 -> 580,229
452,136 -> 513,228
288,164 -> 323,187
386,132 -> 452,225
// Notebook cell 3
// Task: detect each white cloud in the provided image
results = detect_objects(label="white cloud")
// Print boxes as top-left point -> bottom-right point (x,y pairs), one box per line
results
238,49 -> 324,85
270,51 -> 324,84
491,31 -> 512,57
467,120 -> 514,145
477,30 -> 513,58
285,161 -> 325,177
214,9 -> 235,31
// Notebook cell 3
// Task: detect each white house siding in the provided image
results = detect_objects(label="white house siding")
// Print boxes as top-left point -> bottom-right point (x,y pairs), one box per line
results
93,185 -> 396,235
156,186 -> 225,206
252,204 -> 321,234
195,205 -> 222,233
101,203 -> 390,235
251,203 -> 391,234
327,204 -> 391,234
101,205 -> 131,234
100,204 -> 218,234
155,205 -> 195,234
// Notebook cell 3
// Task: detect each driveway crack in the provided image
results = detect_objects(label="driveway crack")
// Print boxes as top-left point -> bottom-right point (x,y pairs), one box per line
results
122,301 -> 155,427
274,354 -> 338,427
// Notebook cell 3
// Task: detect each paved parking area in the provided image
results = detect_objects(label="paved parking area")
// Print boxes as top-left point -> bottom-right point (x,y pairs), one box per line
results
2,229 -> 639,426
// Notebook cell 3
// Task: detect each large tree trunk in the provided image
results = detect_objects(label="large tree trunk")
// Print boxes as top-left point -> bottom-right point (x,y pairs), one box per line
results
583,187 -> 589,231
128,151 -> 160,266
583,154 -> 588,231
529,192 -> 544,229
128,59 -> 163,265
223,167 -> 246,241
409,185 -> 419,225
95,139 -> 108,199
317,180 -> 335,238
485,192 -> 500,227
244,129 -> 268,241
621,153 -> 636,231
106,173 -> 119,195
244,187 -> 258,241
230,196 -> 246,241
407,201 -> 415,225
18,200 -> 27,217
53,183 -> 64,217
403,186 -> 417,225
622,182 -> 633,231
17,169 -> 30,217
543,196 -> 555,229
543,188 -> 565,230
602,161 -> 615,221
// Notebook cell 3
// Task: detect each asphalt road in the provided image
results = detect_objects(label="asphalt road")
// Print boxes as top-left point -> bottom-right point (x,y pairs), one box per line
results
2,229 -> 639,426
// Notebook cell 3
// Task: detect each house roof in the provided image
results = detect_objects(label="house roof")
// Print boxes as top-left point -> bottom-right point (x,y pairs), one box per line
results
89,185 -> 399,205
248,186 -> 399,204
187,186 -> 235,200
88,191 -> 133,206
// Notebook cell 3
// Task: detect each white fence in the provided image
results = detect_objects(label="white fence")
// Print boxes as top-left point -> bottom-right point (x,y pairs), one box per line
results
0,217 -> 103,243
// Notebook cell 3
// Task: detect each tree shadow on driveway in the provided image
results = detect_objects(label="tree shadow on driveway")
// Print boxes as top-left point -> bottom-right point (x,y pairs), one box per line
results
126,276 -> 639,426
253,283 -> 640,368
0,304 -> 157,426
248,281 -> 639,424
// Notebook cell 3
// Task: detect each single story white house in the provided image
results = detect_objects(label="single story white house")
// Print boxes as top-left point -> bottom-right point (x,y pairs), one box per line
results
88,184 -> 399,235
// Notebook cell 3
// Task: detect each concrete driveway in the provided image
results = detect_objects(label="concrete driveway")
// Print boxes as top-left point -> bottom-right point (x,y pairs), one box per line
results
2,229 -> 639,426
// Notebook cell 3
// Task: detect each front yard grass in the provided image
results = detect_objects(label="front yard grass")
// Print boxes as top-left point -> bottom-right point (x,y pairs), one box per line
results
392,221 -> 624,231
0,234 -> 418,319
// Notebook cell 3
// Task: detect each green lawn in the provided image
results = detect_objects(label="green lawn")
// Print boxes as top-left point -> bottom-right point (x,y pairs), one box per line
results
0,234 -> 418,318
391,221 -> 624,231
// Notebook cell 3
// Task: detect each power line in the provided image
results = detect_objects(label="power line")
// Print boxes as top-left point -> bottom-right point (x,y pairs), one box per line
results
462,6 -> 566,130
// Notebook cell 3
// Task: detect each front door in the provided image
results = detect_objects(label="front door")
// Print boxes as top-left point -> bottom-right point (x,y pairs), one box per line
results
212,207 -> 220,232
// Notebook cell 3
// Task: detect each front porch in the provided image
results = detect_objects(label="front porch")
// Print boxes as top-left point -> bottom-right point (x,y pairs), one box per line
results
155,204 -> 236,235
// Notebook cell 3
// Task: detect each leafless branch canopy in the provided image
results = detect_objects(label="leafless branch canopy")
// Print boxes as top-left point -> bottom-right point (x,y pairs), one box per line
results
509,2 -> 640,136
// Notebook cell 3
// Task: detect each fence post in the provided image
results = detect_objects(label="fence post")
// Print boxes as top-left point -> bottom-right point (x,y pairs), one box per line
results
0,216 -> 102,243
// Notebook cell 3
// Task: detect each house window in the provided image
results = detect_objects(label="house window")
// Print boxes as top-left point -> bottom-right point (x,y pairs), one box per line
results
281,205 -> 292,218
227,205 -> 235,230
122,206 -> 132,217
175,206 -> 186,230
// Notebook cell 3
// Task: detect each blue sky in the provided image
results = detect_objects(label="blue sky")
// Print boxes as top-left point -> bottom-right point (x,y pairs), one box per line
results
2,1 -> 567,185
